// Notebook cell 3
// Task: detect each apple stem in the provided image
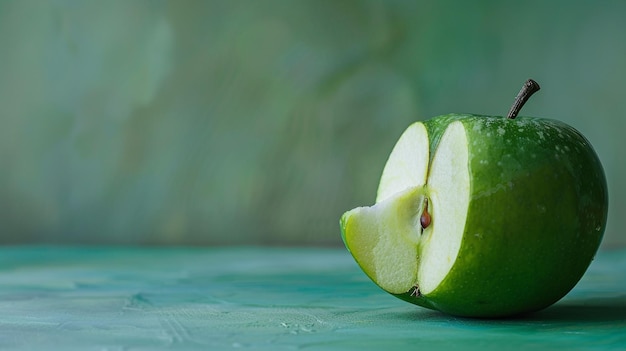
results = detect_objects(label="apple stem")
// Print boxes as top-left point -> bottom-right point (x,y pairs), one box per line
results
507,79 -> 541,119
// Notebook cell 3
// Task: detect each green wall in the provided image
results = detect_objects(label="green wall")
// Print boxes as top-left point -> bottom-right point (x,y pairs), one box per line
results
1,0 -> 624,246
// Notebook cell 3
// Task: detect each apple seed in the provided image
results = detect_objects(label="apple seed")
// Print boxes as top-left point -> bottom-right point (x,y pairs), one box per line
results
420,199 -> 431,229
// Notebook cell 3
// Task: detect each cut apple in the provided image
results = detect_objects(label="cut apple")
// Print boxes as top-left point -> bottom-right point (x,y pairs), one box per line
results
341,121 -> 470,296
341,82 -> 608,317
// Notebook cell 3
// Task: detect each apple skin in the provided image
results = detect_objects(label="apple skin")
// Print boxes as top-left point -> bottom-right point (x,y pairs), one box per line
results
343,114 -> 608,318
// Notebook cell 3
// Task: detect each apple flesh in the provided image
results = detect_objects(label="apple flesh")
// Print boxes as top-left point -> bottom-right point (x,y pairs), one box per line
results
341,114 -> 608,318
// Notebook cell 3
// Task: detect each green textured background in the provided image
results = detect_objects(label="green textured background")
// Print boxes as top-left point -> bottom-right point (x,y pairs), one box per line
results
1,0 -> 624,247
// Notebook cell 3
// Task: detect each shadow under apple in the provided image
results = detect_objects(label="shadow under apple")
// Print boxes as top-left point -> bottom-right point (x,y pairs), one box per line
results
520,295 -> 626,324
398,294 -> 626,327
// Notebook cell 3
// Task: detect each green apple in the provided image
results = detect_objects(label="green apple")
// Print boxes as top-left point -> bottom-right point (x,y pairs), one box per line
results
340,80 -> 608,318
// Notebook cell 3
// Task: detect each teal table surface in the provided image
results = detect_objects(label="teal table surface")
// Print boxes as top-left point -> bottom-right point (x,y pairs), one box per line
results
0,246 -> 624,350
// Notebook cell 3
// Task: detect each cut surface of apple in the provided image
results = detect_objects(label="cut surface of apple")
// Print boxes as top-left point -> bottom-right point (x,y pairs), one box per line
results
341,121 -> 470,296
